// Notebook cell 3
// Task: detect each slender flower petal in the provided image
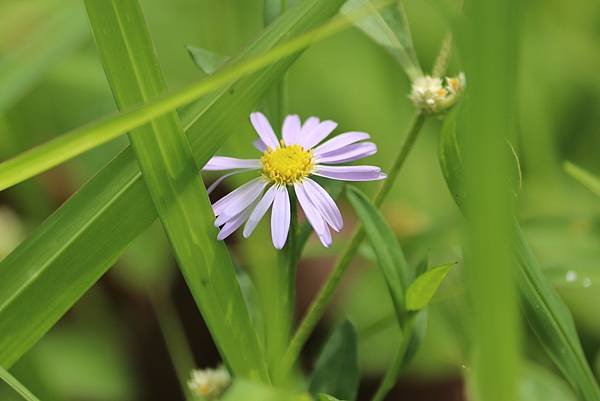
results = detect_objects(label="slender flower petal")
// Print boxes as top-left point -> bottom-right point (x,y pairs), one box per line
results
313,132 -> 370,156
302,178 -> 343,231
212,178 -> 266,216
315,142 -> 377,164
203,156 -> 260,171
299,120 -> 337,149
243,185 -> 278,238
250,111 -> 279,149
253,139 -> 267,152
282,114 -> 301,145
313,165 -> 386,181
206,170 -> 251,195
271,186 -> 291,249
295,182 -> 332,247
217,206 -> 254,240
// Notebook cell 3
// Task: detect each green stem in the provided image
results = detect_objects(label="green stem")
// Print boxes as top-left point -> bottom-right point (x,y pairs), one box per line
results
0,365 -> 40,401
278,113 -> 426,378
149,288 -> 196,401
370,315 -> 417,401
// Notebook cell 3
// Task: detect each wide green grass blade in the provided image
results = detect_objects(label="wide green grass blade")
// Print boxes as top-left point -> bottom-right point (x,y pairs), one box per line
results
563,161 -> 600,197
84,0 -> 268,381
0,0 -> 389,192
439,109 -> 600,401
222,380 -> 311,401
341,0 -> 421,80
0,0 -> 88,112
0,365 -> 40,401
0,0 -> 346,368
308,321 -> 359,401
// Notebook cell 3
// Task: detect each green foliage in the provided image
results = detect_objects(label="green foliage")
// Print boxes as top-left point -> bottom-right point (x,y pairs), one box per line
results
318,394 -> 343,401
341,0 -> 421,80
346,186 -> 411,321
187,46 -> 228,75
222,380 -> 311,401
0,0 -> 346,369
563,161 -> 600,197
405,263 -> 454,312
439,107 -> 600,400
0,366 -> 40,401
85,0 -> 268,381
309,321 -> 359,401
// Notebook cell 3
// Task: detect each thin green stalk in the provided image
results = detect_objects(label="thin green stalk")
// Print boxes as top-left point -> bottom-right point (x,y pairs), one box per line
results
0,365 -> 40,401
149,289 -> 196,401
279,112 -> 426,376
370,315 -> 417,401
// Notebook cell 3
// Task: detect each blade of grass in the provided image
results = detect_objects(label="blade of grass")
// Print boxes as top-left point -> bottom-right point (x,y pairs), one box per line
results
0,0 -> 346,368
440,110 -> 600,400
0,365 -> 40,401
563,161 -> 600,197
0,0 -> 393,192
85,0 -> 269,381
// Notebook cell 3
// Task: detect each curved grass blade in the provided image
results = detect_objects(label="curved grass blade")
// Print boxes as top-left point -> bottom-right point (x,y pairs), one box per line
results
0,365 -> 40,401
341,0 -> 421,80
563,161 -> 600,198
0,0 -> 393,192
309,321 -> 359,401
85,0 -> 268,381
0,0 -> 346,368
187,46 -> 228,75
439,109 -> 600,401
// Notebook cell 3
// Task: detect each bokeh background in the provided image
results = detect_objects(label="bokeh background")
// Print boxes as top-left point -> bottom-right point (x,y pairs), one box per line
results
0,0 -> 599,400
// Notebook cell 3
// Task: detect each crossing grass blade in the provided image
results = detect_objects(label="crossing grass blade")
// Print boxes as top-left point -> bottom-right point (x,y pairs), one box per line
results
439,109 -> 600,401
0,365 -> 40,401
84,0 -> 268,381
563,161 -> 600,197
0,0 -> 346,369
0,0 -> 389,192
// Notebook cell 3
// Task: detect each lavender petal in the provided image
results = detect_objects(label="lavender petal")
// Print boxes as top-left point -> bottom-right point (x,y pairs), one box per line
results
282,114 -> 301,145
302,178 -> 343,231
203,156 -> 260,171
313,165 -> 387,182
299,120 -> 338,149
315,142 -> 377,164
294,182 -> 332,247
250,111 -> 279,149
271,186 -> 291,249
313,132 -> 370,156
243,184 -> 277,238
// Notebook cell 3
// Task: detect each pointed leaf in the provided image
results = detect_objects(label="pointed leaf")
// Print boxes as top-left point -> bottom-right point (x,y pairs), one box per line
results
341,0 -> 421,80
439,108 -> 600,401
187,46 -> 229,75
405,263 -> 454,311
309,321 -> 359,401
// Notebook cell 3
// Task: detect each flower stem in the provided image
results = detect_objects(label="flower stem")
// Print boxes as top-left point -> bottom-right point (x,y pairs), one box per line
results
278,112 -> 426,379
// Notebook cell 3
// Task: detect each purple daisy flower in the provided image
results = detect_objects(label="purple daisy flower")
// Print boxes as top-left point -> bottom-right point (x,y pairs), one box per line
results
203,112 -> 386,249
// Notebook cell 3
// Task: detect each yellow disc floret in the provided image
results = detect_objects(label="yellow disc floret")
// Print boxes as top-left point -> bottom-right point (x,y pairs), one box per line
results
261,143 -> 313,185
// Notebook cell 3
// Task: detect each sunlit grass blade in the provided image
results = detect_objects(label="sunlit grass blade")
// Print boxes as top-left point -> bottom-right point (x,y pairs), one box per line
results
405,263 -> 454,312
440,109 -> 600,401
222,380 -> 311,401
563,161 -> 600,197
0,0 -> 346,369
85,0 -> 269,381
341,0 -> 421,80
0,0 -> 88,112
0,0 -> 392,192
308,321 -> 359,401
0,365 -> 40,401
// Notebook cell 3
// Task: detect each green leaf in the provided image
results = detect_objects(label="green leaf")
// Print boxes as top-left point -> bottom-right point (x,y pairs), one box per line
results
439,108 -> 600,401
0,1 -> 88,112
85,0 -> 268,381
0,0 -> 364,191
187,46 -> 229,75
563,161 -> 600,198
341,0 -> 421,80
346,185 -> 411,322
318,395 -> 343,401
222,380 -> 312,401
519,362 -> 577,401
309,321 -> 359,401
0,365 -> 40,401
0,0 -> 346,369
405,263 -> 454,311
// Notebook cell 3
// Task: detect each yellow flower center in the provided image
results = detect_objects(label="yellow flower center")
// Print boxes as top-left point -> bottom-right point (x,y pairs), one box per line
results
261,142 -> 313,185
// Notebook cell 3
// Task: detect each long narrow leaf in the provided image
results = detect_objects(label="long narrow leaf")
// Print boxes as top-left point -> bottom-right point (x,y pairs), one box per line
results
0,0 -> 346,368
0,0 -> 391,191
563,161 -> 600,197
439,109 -> 600,401
0,365 -> 40,401
85,0 -> 268,380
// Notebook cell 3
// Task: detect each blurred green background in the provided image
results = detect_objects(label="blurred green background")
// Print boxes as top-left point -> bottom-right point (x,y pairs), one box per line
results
0,0 -> 599,400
